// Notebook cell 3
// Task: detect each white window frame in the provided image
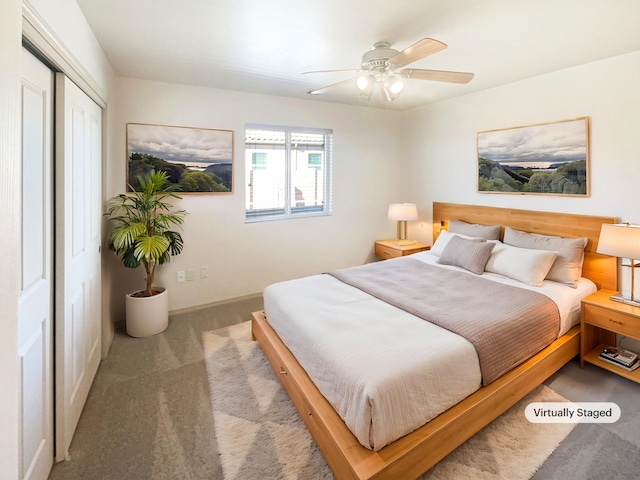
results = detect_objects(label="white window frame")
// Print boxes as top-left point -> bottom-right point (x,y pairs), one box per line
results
245,124 -> 333,222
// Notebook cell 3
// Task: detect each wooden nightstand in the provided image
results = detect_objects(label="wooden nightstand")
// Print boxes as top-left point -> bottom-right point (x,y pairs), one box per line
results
581,289 -> 640,384
374,240 -> 430,260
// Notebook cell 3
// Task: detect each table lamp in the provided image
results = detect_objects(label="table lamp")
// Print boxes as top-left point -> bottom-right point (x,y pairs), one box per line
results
388,203 -> 418,245
596,223 -> 640,306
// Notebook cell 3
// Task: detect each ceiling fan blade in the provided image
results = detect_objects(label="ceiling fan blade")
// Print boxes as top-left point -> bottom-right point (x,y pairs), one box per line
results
400,68 -> 474,84
307,77 -> 356,95
302,69 -> 362,75
388,38 -> 447,68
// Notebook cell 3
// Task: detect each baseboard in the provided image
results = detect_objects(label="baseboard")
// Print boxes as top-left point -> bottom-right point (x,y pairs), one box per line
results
168,292 -> 264,316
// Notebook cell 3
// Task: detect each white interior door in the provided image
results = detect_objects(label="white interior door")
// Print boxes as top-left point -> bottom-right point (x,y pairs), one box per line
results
18,47 -> 54,480
55,74 -> 102,462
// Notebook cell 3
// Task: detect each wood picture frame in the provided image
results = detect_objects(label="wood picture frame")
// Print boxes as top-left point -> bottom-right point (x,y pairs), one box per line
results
126,123 -> 234,193
477,117 -> 589,196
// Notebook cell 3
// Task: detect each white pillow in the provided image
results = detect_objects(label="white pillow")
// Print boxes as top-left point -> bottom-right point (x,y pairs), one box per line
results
485,242 -> 558,286
430,230 -> 483,257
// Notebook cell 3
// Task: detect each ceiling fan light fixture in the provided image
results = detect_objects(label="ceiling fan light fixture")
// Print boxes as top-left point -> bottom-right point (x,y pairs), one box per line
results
356,74 -> 374,91
303,38 -> 473,105
383,75 -> 404,102
387,76 -> 404,94
357,74 -> 375,100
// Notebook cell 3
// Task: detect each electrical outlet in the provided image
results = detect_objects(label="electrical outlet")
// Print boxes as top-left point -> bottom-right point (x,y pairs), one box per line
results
200,266 -> 208,279
177,270 -> 185,283
187,269 -> 195,281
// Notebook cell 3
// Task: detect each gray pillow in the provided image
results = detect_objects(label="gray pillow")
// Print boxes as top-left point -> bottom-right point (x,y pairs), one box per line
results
448,219 -> 501,240
503,227 -> 588,287
437,235 -> 496,275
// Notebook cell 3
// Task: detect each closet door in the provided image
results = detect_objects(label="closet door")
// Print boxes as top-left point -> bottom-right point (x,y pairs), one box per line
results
55,74 -> 102,462
18,47 -> 54,480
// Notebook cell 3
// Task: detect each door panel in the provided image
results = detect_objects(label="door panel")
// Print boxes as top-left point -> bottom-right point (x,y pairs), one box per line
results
18,47 -> 54,480
55,74 -> 102,462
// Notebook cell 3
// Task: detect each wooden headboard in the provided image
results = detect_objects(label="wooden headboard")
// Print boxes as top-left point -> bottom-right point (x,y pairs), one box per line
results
432,202 -> 618,291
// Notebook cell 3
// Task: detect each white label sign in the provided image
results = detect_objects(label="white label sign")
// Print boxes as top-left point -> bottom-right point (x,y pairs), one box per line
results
525,402 -> 620,423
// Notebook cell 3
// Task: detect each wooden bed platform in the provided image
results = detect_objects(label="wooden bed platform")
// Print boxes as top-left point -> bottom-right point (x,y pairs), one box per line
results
251,203 -> 617,480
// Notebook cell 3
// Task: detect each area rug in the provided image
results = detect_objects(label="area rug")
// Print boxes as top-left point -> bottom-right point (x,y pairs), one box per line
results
204,321 -> 577,480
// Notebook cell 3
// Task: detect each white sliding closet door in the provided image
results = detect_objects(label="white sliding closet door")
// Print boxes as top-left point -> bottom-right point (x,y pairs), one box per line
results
54,74 -> 102,462
18,47 -> 54,480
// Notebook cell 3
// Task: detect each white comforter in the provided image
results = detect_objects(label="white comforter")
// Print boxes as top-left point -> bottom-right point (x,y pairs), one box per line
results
263,252 -> 595,451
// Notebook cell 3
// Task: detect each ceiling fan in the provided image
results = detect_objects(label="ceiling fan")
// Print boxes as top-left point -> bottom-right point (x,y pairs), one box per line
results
303,38 -> 474,104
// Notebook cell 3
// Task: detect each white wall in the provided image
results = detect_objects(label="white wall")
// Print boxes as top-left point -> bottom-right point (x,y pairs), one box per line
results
107,78 -> 405,315
401,50 -> 640,292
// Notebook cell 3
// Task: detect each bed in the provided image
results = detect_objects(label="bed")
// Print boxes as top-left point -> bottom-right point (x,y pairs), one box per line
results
251,203 -> 617,480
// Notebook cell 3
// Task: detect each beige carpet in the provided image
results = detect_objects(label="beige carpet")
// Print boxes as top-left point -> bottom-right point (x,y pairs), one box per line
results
204,321 -> 577,480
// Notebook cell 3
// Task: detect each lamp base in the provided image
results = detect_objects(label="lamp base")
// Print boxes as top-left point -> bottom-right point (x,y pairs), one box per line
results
609,293 -> 640,307
396,239 -> 417,246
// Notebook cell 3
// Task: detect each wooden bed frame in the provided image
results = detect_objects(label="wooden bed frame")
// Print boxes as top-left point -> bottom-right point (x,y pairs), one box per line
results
251,203 -> 617,480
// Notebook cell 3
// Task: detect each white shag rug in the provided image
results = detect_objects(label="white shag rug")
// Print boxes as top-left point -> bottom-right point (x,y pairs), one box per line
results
204,321 -> 576,480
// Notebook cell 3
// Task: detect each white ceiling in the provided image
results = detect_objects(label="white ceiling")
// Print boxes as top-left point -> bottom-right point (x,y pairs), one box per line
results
76,0 -> 640,110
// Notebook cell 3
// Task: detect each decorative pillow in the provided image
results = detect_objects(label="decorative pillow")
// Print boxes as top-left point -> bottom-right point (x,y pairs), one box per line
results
436,235 -> 496,275
485,241 -> 558,286
430,229 -> 483,257
503,227 -> 588,287
448,219 -> 501,240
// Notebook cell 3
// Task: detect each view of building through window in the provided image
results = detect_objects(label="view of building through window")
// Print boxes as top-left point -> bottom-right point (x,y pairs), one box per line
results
245,126 -> 332,221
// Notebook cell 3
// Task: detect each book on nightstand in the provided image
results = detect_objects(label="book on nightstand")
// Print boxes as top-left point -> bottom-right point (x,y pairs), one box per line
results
598,346 -> 639,371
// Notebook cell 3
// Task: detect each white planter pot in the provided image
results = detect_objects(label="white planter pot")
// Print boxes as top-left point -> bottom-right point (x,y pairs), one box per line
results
125,287 -> 169,337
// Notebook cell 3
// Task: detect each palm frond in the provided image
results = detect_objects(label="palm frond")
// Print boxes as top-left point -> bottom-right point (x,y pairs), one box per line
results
108,222 -> 147,252
133,235 -> 170,262
121,248 -> 142,269
164,230 -> 184,257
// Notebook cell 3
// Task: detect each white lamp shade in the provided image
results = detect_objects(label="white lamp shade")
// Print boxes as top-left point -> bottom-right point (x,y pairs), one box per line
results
388,203 -> 418,221
597,223 -> 640,259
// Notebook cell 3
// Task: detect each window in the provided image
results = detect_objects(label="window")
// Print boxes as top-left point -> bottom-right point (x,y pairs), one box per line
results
245,125 -> 332,221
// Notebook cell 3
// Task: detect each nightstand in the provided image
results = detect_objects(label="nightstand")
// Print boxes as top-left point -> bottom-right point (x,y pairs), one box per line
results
374,240 -> 430,260
581,289 -> 640,384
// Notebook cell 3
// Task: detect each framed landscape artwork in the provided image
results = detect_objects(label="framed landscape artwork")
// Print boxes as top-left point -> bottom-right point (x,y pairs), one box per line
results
127,123 -> 234,193
477,117 -> 589,196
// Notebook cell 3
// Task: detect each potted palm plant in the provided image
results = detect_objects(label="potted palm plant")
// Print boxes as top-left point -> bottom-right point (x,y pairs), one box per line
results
105,170 -> 187,337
